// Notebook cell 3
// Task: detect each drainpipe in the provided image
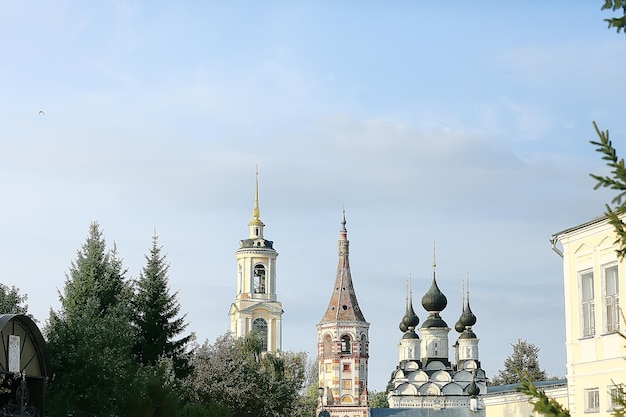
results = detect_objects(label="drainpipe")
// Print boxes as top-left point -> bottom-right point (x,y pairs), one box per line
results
550,236 -> 563,258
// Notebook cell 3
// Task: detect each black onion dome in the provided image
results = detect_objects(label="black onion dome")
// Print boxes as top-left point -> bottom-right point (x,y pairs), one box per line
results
402,301 -> 420,329
467,380 -> 480,396
399,321 -> 408,333
454,318 -> 465,333
421,312 -> 448,328
402,330 -> 419,339
460,300 -> 477,328
422,276 -> 447,312
459,329 -> 477,339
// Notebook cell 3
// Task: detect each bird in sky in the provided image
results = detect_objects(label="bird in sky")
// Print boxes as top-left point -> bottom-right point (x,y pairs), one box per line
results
38,110 -> 45,116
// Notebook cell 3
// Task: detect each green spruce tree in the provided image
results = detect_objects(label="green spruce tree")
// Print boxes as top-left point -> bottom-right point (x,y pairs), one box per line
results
590,122 -> 626,259
60,221 -> 131,315
602,0 -> 626,33
491,339 -> 548,386
133,231 -> 192,378
46,222 -> 138,417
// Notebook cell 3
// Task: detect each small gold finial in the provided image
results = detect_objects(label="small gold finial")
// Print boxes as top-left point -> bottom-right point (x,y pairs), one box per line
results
253,165 -> 260,220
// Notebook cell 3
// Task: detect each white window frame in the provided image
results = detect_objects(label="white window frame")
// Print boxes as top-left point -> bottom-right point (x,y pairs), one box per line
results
603,263 -> 620,334
580,270 -> 596,338
585,388 -> 600,413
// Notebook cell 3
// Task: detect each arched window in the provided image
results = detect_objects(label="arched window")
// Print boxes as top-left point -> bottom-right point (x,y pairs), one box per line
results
253,264 -> 266,294
253,318 -> 268,351
341,335 -> 351,354
360,334 -> 367,356
324,334 -> 332,356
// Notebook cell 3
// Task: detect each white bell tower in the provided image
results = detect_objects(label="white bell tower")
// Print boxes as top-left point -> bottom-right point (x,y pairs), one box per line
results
228,169 -> 283,352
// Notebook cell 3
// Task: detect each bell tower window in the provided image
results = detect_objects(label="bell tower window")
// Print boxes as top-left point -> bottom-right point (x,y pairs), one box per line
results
254,264 -> 266,294
253,318 -> 268,351
341,335 -> 352,354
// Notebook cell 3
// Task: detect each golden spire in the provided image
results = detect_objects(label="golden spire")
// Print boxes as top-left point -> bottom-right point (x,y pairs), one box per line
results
249,165 -> 264,227
253,165 -> 260,220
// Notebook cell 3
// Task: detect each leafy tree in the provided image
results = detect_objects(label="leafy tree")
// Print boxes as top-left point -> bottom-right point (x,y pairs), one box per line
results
491,339 -> 548,386
292,355 -> 320,417
293,384 -> 321,417
0,284 -> 28,315
46,222 -> 138,417
133,232 -> 192,378
184,332 -> 306,417
178,402 -> 232,417
369,390 -> 390,408
602,0 -> 626,33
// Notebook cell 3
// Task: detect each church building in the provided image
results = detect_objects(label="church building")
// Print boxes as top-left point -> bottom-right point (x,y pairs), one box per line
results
315,215 -> 486,417
381,252 -> 487,416
317,211 -> 370,417
228,172 -> 283,352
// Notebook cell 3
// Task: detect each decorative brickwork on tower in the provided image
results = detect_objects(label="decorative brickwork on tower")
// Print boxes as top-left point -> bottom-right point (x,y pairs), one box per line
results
317,211 -> 369,417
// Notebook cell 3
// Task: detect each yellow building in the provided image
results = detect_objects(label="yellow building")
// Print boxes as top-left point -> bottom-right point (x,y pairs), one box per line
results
483,379 -> 568,416
228,172 -> 283,352
551,216 -> 626,416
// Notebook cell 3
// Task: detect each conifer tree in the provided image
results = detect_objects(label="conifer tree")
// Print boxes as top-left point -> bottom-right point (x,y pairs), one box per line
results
46,222 -> 138,417
590,122 -> 626,259
491,339 -> 548,386
602,0 -> 626,33
133,232 -> 192,378
517,372 -> 571,417
61,221 -> 131,315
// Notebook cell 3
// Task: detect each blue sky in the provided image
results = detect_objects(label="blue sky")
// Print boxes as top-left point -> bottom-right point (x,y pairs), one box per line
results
1,1 -> 625,391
